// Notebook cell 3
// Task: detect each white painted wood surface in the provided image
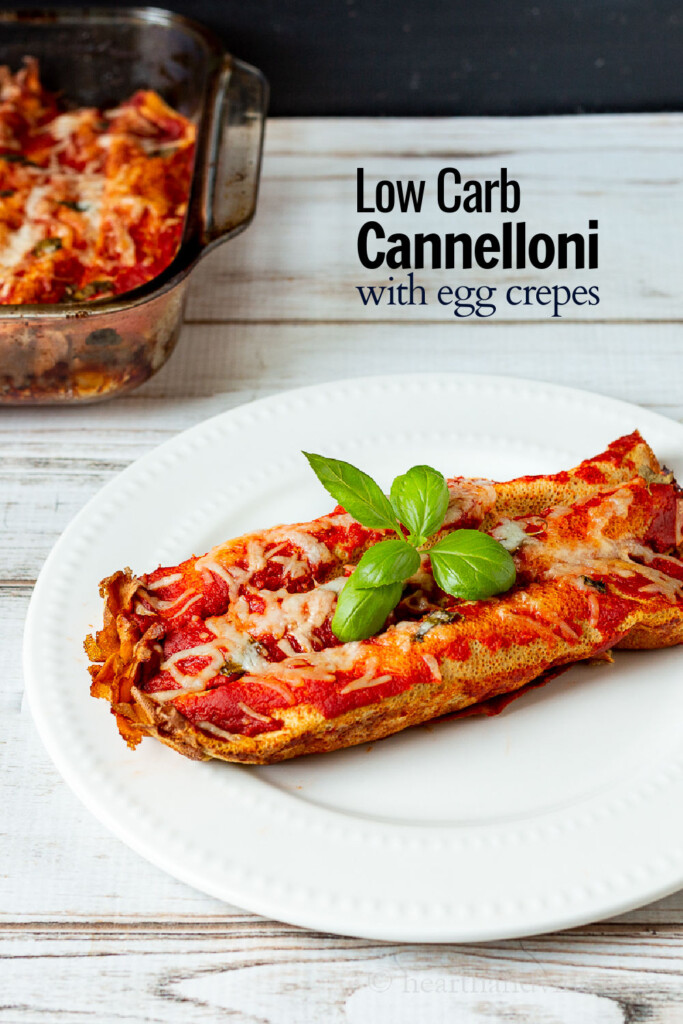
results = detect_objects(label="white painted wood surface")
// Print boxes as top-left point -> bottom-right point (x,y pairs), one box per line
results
3,116 -> 683,1022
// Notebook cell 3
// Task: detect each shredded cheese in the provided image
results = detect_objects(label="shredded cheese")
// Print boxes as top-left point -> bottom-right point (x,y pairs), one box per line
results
146,573 -> 182,590
270,552 -> 309,579
586,592 -> 601,629
319,576 -> 346,594
168,593 -> 202,619
134,602 -> 156,616
517,593 -> 581,641
421,653 -> 442,682
491,518 -> 531,553
237,701 -> 272,724
151,686 -> 208,703
228,585 -> 338,653
0,185 -> 49,271
246,540 -> 267,572
205,616 -> 270,674
270,528 -> 334,565
339,672 -> 393,695
443,478 -> 497,526
160,643 -> 225,688
195,721 -> 243,742
256,678 -> 296,704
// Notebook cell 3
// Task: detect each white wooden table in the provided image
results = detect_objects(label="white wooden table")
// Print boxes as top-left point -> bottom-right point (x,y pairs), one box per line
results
4,116 -> 683,1022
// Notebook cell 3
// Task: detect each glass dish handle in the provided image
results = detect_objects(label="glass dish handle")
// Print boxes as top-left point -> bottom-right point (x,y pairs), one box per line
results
202,57 -> 268,246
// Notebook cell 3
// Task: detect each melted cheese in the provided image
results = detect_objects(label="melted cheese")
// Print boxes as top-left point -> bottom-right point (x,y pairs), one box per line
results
443,478 -> 497,526
195,720 -> 242,741
194,539 -> 276,598
516,592 -> 581,641
421,653 -> 442,682
142,475 -> 683,717
270,528 -> 334,565
146,573 -> 183,590
134,602 -> 156,616
491,519 -> 531,553
319,576 -> 346,594
139,586 -> 201,620
494,608 -> 564,645
625,564 -> 683,603
44,111 -> 90,145
205,616 -> 270,674
167,593 -> 202,619
152,686 -> 208,702
194,552 -> 246,601
229,586 -> 338,653
586,592 -> 601,628
249,644 -> 370,691
270,552 -> 309,579
97,132 -> 186,156
339,673 -> 392,695
246,540 -> 267,572
160,643 -> 225,688
237,701 -> 272,724
605,488 -> 635,520
256,678 -> 296,703
255,662 -> 336,685
76,174 -> 106,239
0,169 -> 106,282
144,588 -> 192,611
0,185 -> 48,271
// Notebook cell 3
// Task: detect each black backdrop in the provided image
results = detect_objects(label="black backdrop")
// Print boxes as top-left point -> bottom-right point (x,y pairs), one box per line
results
5,0 -> 682,115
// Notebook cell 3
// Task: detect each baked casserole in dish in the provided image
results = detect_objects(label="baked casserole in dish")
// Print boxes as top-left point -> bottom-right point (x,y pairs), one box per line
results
0,7 -> 267,404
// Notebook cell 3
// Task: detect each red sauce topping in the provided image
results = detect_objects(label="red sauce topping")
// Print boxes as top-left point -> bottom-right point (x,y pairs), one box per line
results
575,464 -> 608,484
179,683 -> 285,737
644,484 -> 678,551
129,456 -> 683,740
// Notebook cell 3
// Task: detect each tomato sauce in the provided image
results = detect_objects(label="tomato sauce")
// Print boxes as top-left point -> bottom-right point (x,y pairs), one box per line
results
127,463 -> 683,740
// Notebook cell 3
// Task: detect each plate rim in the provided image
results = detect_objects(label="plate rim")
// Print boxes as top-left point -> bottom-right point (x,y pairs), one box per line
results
23,371 -> 683,941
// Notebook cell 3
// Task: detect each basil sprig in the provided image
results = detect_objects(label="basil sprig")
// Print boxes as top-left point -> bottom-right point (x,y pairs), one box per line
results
429,530 -> 516,599
354,538 -> 421,589
390,464 -> 450,544
304,453 -> 516,641
303,452 -> 400,532
332,575 -> 404,643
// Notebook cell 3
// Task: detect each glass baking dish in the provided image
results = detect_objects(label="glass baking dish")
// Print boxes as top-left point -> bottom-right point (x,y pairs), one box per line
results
0,7 -> 267,404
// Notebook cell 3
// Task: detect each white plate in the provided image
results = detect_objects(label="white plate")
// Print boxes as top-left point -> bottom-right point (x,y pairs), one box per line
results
24,373 -> 683,942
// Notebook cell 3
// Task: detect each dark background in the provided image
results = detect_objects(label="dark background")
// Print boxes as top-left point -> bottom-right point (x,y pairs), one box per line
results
6,0 -> 682,115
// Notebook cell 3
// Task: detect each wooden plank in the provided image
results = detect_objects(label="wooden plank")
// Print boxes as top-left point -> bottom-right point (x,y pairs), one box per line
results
2,321 -> 683,581
3,922 -> 683,1023
143,321 -> 683,408
184,116 -> 683,323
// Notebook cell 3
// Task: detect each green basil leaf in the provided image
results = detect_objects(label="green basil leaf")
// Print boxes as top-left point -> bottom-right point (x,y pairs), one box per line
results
429,529 -> 516,600
331,574 -> 403,642
390,464 -> 450,540
353,538 -> 421,589
303,452 -> 399,531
